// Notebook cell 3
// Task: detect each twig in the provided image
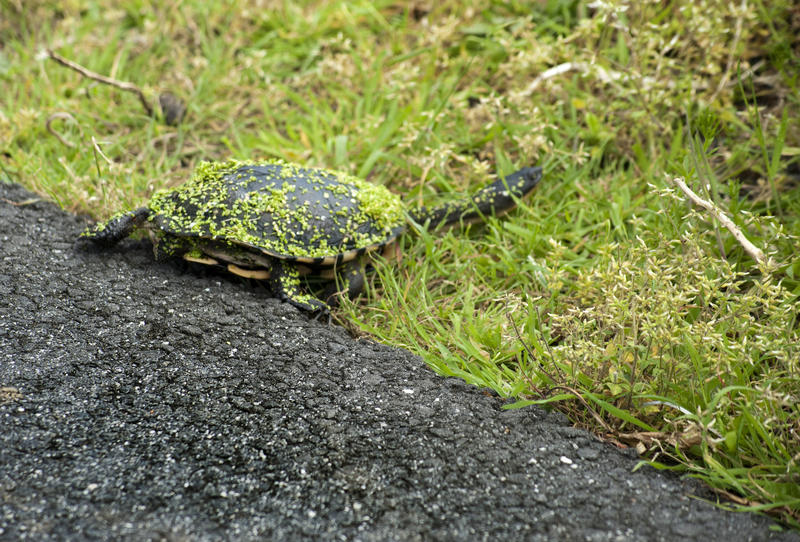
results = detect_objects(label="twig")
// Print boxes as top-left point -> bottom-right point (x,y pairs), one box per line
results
47,49 -> 154,117
523,61 -> 698,96
705,485 -> 800,524
45,112 -> 82,148
1,197 -> 42,206
670,177 -> 767,266
91,136 -> 114,178
91,137 -> 114,166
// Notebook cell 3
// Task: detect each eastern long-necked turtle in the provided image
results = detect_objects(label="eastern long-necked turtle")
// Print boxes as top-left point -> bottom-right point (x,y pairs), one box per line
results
80,159 -> 542,312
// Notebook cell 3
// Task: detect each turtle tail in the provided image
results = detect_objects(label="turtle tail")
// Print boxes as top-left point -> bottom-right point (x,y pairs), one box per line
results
78,207 -> 151,248
408,166 -> 542,228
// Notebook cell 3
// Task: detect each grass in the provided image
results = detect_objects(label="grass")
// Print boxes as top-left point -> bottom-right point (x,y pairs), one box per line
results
2,0 -> 799,529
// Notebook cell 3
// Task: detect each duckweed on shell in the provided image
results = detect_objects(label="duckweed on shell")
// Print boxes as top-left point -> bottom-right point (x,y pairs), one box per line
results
148,158 -> 406,259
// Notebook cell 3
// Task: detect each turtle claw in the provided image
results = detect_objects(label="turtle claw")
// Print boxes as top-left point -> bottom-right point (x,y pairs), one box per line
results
270,261 -> 332,315
311,307 -> 333,325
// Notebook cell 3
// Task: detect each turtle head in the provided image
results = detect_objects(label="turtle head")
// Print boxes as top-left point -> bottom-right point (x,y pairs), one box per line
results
470,166 -> 542,218
410,166 -> 543,228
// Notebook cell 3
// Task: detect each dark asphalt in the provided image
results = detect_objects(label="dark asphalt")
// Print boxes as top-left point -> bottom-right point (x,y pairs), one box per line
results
1,181 -> 796,541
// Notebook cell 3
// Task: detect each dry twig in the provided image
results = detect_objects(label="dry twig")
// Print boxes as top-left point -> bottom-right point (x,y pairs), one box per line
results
47,50 -> 154,117
45,112 -> 82,148
670,177 -> 767,266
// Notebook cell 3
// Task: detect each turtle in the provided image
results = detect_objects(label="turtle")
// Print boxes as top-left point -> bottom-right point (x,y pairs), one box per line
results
79,158 -> 542,313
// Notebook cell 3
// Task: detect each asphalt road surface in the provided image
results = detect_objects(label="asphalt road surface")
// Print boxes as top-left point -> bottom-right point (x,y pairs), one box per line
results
1,181 -> 796,541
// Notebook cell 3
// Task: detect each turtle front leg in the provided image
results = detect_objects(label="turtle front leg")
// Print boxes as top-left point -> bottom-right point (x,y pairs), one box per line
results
270,260 -> 329,313
79,207 -> 151,248
323,261 -> 365,307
